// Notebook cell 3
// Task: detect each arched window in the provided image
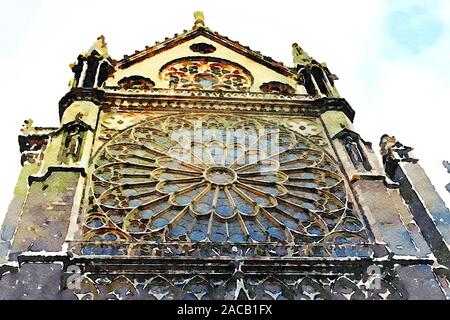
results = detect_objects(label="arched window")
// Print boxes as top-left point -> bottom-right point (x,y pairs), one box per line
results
300,69 -> 316,95
311,66 -> 329,95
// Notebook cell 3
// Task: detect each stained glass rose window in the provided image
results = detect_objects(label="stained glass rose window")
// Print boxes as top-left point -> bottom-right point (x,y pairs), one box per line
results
160,57 -> 253,91
83,113 -> 364,247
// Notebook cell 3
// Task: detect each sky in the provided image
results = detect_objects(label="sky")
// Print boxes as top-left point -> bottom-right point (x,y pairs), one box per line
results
0,0 -> 449,225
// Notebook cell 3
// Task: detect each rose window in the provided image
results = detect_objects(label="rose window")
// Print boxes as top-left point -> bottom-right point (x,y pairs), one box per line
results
160,57 -> 253,91
84,113 -> 364,246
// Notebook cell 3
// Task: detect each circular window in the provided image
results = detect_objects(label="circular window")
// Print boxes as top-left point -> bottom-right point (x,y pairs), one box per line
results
85,113 -> 360,246
160,57 -> 253,91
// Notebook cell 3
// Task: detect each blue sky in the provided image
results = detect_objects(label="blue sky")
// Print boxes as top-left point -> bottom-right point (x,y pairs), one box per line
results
0,1 -> 42,58
0,0 -> 449,222
386,1 -> 444,55
384,0 -> 450,84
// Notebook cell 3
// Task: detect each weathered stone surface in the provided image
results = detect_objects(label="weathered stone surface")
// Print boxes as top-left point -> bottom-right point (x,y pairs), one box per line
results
396,265 -> 446,300
10,172 -> 80,254
0,263 -> 75,300
0,12 -> 448,300
352,179 -> 431,258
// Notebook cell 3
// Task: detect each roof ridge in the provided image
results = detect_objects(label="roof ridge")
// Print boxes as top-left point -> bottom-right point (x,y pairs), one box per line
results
115,26 -> 297,77
119,27 -> 195,62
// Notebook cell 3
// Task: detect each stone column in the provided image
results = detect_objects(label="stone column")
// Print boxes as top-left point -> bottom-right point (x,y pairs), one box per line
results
321,111 -> 433,259
5,101 -> 100,260
0,164 -> 40,263
78,61 -> 87,88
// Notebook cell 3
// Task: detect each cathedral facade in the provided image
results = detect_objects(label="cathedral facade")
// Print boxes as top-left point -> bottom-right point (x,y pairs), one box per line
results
1,13 -> 450,300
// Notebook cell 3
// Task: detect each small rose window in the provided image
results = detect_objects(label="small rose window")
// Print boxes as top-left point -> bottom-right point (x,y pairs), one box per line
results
160,57 -> 253,91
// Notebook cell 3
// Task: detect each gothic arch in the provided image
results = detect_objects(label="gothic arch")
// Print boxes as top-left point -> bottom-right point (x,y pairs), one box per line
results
182,275 -> 215,300
254,276 -> 294,300
331,276 -> 365,300
299,69 -> 316,95
220,277 -> 254,300
73,276 -> 101,300
143,276 -> 180,300
105,275 -> 138,300
311,65 -> 328,95
296,277 -> 330,300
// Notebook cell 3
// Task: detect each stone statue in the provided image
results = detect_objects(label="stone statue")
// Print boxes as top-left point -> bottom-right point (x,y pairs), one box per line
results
380,134 -> 415,163
343,135 -> 364,166
63,113 -> 85,163
64,126 -> 83,163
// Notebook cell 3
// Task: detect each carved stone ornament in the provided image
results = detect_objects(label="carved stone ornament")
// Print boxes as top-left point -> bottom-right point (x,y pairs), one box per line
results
80,113 -> 367,256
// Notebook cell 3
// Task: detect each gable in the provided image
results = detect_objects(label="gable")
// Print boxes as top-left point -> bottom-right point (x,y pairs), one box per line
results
105,30 -> 306,94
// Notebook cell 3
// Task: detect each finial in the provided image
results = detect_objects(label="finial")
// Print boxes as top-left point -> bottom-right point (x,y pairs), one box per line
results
75,112 -> 83,122
194,11 -> 205,28
292,43 -> 312,67
88,35 -> 109,58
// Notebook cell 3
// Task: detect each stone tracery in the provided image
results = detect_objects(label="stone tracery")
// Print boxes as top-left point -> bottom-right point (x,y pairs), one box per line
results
68,273 -> 406,300
82,113 -> 366,253
160,57 -> 253,91
1,10 -> 448,302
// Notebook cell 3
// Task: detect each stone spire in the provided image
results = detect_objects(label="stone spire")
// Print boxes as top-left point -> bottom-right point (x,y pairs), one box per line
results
292,43 -> 312,67
68,35 -> 113,89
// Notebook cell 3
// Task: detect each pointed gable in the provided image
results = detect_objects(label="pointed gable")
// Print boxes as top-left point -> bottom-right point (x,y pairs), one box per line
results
106,26 -> 305,94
